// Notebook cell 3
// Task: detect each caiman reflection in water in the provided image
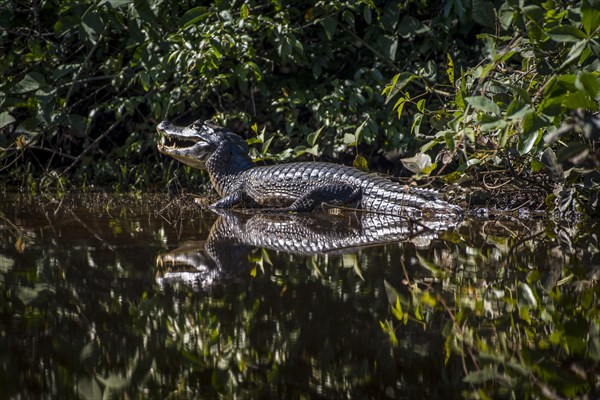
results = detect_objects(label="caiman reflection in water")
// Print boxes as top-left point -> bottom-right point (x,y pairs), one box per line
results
156,210 -> 460,289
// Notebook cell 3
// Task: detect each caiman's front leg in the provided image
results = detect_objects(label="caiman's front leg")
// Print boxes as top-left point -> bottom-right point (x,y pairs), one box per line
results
286,184 -> 362,212
210,191 -> 244,209
210,184 -> 361,213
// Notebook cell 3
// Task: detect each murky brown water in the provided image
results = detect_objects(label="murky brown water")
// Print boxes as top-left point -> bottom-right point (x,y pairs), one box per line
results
1,192 -> 598,399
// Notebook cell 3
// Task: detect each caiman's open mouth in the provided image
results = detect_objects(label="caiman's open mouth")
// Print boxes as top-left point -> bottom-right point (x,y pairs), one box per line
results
156,121 -> 202,151
157,133 -> 198,151
156,121 -> 212,169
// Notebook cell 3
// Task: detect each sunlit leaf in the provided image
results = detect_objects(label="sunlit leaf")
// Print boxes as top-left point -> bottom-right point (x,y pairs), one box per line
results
582,0 -> 600,36
343,133 -> 357,146
0,112 -> 16,129
379,320 -> 398,347
16,135 -> 26,150
394,97 -> 406,118
401,153 -> 431,174
307,126 -> 323,147
180,7 -> 208,27
518,282 -> 538,308
517,129 -> 541,156
12,72 -> 46,93
383,72 -> 415,103
411,113 -> 423,136
559,39 -> 587,70
464,366 -> 512,385
397,16 -> 429,38
575,72 -> 599,98
353,154 -> 369,172
81,7 -> 104,44
240,3 -> 249,18
547,25 -> 587,42
563,91 -> 597,110
498,2 -> 514,29
446,53 -> 454,85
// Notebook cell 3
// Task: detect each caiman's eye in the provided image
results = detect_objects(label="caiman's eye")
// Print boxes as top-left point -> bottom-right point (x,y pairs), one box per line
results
190,120 -> 204,130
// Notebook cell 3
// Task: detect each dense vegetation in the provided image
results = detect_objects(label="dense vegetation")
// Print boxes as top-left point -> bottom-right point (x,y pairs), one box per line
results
1,0 -> 599,214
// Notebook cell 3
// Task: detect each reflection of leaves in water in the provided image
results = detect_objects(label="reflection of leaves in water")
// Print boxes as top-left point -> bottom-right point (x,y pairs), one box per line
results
385,218 -> 600,399
1,193 -> 599,398
16,283 -> 55,306
15,236 -> 25,253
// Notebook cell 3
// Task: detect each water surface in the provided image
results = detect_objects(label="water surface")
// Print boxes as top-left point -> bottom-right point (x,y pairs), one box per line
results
1,193 -> 598,399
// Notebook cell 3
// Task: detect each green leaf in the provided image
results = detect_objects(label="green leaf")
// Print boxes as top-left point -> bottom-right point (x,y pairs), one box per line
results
391,297 -> 403,321
353,154 -> 369,172
518,282 -> 538,308
401,153 -> 432,174
133,0 -> 156,23
464,366 -> 511,385
466,96 -> 501,115
519,305 -> 531,323
68,114 -> 88,137
472,0 -> 496,28
81,7 -> 104,44
321,16 -> 337,41
538,96 -> 563,117
575,72 -> 599,98
12,72 -> 46,93
381,2 -> 400,31
261,136 -> 274,155
563,91 -> 597,110
397,16 -> 429,38
498,2 -> 514,29
541,147 -> 564,180
519,113 -> 545,155
394,97 -> 406,118
0,112 -> 16,129
100,0 -> 133,7
77,376 -> 103,400
444,131 -> 456,152
582,0 -> 600,36
363,5 -> 372,24
446,53 -> 454,86
307,126 -> 323,147
547,25 -> 587,42
180,7 -> 208,28
530,157 -> 544,172
411,113 -> 423,136
354,117 -> 370,142
383,72 -> 415,104
343,133 -> 357,146
559,39 -> 587,70
506,100 -> 532,121
240,3 -> 249,19
480,116 -> 507,131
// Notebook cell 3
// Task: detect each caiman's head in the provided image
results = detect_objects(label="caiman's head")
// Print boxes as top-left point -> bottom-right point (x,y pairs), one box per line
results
156,119 -> 250,169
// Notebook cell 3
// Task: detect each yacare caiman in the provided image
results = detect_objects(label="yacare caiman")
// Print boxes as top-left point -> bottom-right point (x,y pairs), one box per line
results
156,119 -> 462,220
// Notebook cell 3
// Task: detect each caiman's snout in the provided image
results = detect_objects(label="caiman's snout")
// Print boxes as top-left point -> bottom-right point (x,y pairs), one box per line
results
156,120 -> 212,170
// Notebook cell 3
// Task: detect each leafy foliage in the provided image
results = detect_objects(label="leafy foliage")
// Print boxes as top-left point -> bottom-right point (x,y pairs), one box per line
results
383,217 -> 600,398
1,0 -> 487,188
0,0 -> 598,215
383,0 -> 600,215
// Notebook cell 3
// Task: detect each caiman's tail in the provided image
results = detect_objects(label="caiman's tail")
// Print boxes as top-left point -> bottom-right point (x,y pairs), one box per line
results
362,180 -> 462,220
